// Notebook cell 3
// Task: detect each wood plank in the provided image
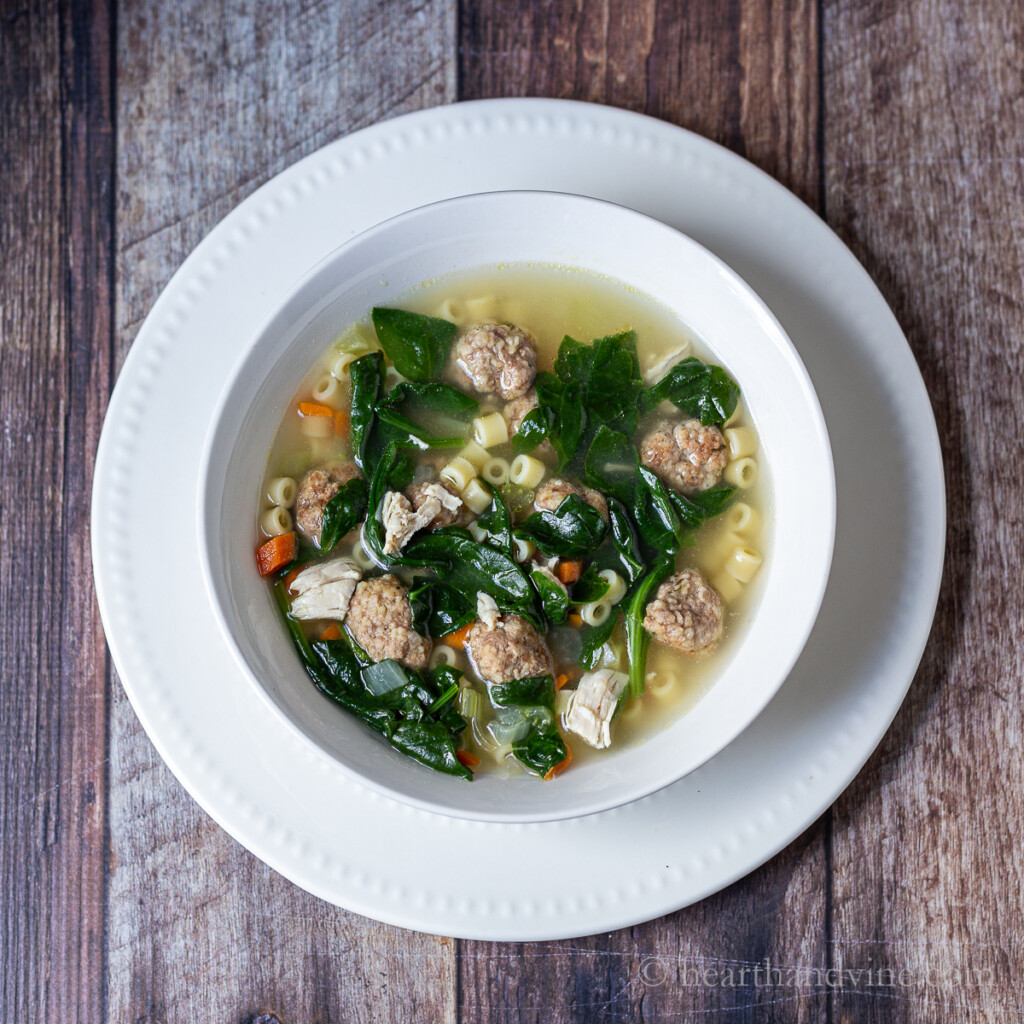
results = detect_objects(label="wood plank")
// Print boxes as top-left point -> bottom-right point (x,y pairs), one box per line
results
457,3 -> 827,1020
823,1 -> 1024,1021
108,2 -> 458,1022
0,0 -> 114,1021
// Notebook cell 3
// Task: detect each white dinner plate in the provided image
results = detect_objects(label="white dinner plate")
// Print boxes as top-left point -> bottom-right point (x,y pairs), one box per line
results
92,98 -> 944,940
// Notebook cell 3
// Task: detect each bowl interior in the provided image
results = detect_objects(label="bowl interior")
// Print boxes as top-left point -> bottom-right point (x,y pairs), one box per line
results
199,191 -> 834,823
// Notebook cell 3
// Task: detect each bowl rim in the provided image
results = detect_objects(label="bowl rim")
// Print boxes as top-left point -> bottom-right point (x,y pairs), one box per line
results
197,189 -> 836,823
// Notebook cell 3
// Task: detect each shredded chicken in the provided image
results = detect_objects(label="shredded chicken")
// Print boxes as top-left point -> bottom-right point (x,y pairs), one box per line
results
564,669 -> 628,749
288,557 -> 362,621
476,592 -> 500,630
380,482 -> 461,555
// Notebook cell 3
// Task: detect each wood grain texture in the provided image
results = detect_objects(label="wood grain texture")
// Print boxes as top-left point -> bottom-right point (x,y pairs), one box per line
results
457,4 -> 828,1021
822,1 -> 1024,1021
108,2 -> 458,1022
0,0 -> 113,1021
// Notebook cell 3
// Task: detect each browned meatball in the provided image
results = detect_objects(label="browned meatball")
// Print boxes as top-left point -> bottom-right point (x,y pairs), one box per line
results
404,480 -> 473,529
502,388 -> 539,434
534,477 -> 609,521
643,570 -> 724,655
454,323 -> 537,400
343,574 -> 430,669
465,613 -> 554,684
639,419 -> 727,495
295,462 -> 363,545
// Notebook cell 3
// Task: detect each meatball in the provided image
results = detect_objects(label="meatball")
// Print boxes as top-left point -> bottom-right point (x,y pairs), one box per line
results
454,322 -> 537,400
502,388 -> 539,434
534,477 -> 609,521
295,461 -> 363,545
343,574 -> 430,669
465,612 -> 554,684
643,570 -> 724,655
404,480 -> 472,529
639,419 -> 727,495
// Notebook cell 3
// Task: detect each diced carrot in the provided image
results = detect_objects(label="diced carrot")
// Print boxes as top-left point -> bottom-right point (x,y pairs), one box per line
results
554,673 -> 570,690
297,400 -> 334,418
256,532 -> 297,577
443,622 -> 474,649
456,749 -> 481,769
319,623 -> 342,641
567,612 -> 583,628
544,741 -> 573,781
334,410 -> 350,438
556,560 -> 584,585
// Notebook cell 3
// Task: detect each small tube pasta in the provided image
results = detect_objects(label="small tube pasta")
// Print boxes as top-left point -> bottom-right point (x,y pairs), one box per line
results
311,374 -> 344,409
649,670 -> 679,698
440,457 -> 477,493
266,477 -> 297,508
482,456 -> 511,486
464,296 -> 499,321
724,426 -> 758,460
509,453 -> 545,489
461,478 -> 492,515
458,440 -> 491,472
260,506 -> 293,538
724,456 -> 757,489
436,298 -> 464,322
299,413 -> 332,439
351,537 -> 377,571
467,521 -> 489,543
724,545 -> 763,584
513,537 -> 535,563
580,600 -> 612,627
330,352 -> 361,378
473,411 -> 509,449
724,501 -> 757,535
429,645 -> 458,669
598,569 -> 627,605
724,399 -> 744,428
711,569 -> 744,604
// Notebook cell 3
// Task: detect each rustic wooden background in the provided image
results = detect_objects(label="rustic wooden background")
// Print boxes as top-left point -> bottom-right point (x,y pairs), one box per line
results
3,0 -> 1022,1020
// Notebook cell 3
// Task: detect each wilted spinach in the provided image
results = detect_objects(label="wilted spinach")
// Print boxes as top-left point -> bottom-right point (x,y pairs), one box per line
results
515,494 -> 608,559
319,477 -> 369,553
489,674 -> 567,778
641,355 -> 740,426
371,307 -> 458,383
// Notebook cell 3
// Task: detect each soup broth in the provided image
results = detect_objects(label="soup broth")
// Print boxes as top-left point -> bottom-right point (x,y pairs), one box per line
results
256,264 -> 770,781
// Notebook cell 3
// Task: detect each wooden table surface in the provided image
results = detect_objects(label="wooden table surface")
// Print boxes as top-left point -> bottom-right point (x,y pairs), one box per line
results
3,0 -> 1022,1020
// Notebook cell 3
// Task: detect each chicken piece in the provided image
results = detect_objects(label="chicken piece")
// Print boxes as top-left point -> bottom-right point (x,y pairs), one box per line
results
288,557 -> 361,622
344,574 -> 430,669
380,482 -> 463,555
639,419 -> 727,495
476,591 -> 500,630
534,477 -> 609,522
465,610 -> 553,684
454,322 -> 537,400
294,462 -> 363,546
404,480 -> 471,530
643,570 -> 724,655
564,669 -> 628,749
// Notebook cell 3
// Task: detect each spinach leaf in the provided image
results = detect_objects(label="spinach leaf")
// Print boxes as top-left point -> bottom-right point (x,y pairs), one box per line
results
584,425 -> 639,506
632,467 -> 688,557
513,729 -> 568,778
319,477 -> 369,553
570,565 -> 611,604
408,578 -> 476,638
531,568 -> 569,625
373,406 -> 465,450
607,500 -> 645,584
391,721 -> 472,780
402,527 -> 540,623
510,407 -> 550,455
371,307 -> 458,383
378,381 -> 478,420
535,371 -> 584,468
625,555 -> 676,698
348,351 -> 386,470
515,494 -> 608,559
363,442 -> 414,566
475,482 -> 514,556
668,485 -> 735,529
490,674 -> 557,713
579,610 -> 620,670
642,356 -> 740,426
